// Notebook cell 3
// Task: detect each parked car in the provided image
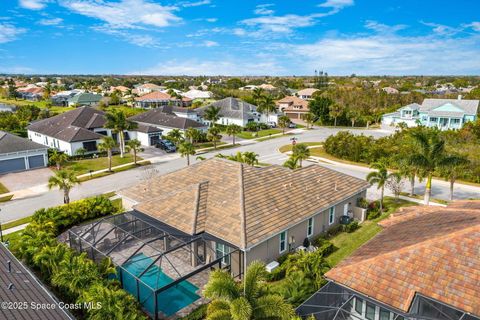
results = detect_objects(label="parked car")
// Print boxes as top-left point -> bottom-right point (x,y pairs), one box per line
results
267,121 -> 277,128
156,139 -> 176,153
288,122 -> 297,128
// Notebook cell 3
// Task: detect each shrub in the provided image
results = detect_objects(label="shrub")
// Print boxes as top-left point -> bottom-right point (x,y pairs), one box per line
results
313,237 -> 336,257
344,221 -> 360,233
326,224 -> 343,238
265,266 -> 287,282
180,304 -> 208,320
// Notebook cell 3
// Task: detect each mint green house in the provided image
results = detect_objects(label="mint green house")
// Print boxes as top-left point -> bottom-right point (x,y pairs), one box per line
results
382,97 -> 479,130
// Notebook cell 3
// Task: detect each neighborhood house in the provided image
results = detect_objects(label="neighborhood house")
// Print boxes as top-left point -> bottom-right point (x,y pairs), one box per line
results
277,96 -> 310,121
0,131 -> 48,174
382,97 -> 479,130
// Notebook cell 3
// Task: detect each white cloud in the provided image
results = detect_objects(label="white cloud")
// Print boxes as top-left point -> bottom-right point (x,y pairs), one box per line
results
205,18 -> 217,22
19,0 -> 49,10
61,0 -> 181,29
467,22 -> 480,32
92,25 -> 158,47
421,21 -> 461,36
0,23 -> 26,43
38,17 -> 63,26
181,0 -> 210,7
254,4 -> 274,15
131,58 -> 287,76
318,0 -> 354,9
202,40 -> 218,47
365,20 -> 407,34
293,32 -> 480,75
0,65 -> 34,74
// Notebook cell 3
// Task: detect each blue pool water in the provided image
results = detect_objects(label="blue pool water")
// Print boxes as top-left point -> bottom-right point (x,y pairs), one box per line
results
120,253 -> 200,316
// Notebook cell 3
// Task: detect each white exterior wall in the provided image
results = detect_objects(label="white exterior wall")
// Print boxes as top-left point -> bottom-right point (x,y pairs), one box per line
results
135,132 -> 152,146
28,130 -> 100,156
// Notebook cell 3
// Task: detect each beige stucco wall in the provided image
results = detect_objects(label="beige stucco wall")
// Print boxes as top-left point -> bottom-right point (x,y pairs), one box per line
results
245,191 -> 366,265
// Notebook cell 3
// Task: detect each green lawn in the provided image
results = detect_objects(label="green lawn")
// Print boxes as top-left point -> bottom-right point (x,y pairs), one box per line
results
0,97 -> 75,113
194,141 -> 227,150
236,129 -> 281,139
64,154 -> 142,176
326,197 -> 418,267
2,216 -> 31,230
0,182 -> 9,194
278,142 -> 323,153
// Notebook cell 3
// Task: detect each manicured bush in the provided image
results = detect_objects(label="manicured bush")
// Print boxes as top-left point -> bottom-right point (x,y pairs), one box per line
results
313,237 -> 336,257
180,304 -> 208,320
344,221 -> 360,233
265,265 -> 287,282
326,224 -> 344,238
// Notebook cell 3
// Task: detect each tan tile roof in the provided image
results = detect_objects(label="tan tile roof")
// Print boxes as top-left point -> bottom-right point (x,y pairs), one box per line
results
119,158 -> 369,249
296,88 -> 319,96
135,91 -> 172,101
326,201 -> 480,316
276,96 -> 309,112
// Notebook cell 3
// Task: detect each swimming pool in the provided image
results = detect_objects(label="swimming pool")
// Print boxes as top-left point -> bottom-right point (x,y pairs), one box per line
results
120,253 -> 201,316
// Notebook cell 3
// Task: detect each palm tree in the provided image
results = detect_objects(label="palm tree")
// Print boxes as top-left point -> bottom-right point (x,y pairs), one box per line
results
301,112 -> 315,129
48,169 -> 79,204
329,103 -> 344,127
203,105 -> 222,127
203,261 -> 295,320
33,243 -> 71,278
283,157 -> 298,170
347,108 -> 361,127
278,115 -> 291,134
225,124 -> 242,145
242,151 -> 259,166
105,110 -> 137,158
49,149 -> 69,170
207,126 -> 222,149
408,129 -> 466,204
98,136 -> 117,172
178,142 -> 196,166
292,143 -> 310,167
252,87 -> 264,105
185,127 -> 200,144
166,128 -> 184,146
126,139 -> 142,165
439,155 -> 470,200
366,161 -> 390,212
257,95 -> 276,122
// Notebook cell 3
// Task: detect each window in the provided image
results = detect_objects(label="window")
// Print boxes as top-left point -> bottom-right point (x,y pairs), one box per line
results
430,117 -> 438,122
215,243 -> 230,265
380,308 -> 390,320
452,118 -> 461,124
307,218 -> 314,237
365,302 -> 375,320
355,297 -> 363,314
329,206 -> 335,225
279,231 -> 287,253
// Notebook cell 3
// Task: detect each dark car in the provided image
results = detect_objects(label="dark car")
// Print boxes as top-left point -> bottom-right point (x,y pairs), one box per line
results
156,139 -> 176,153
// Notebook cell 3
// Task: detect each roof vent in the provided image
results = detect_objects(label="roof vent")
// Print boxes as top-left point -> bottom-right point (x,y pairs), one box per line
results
334,182 -> 338,191
7,260 -> 11,273
7,283 -> 14,290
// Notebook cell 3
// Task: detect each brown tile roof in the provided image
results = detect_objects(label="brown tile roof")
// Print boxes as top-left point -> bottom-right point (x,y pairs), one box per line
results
277,96 -> 309,112
119,158 -> 369,249
325,201 -> 480,316
135,91 -> 172,101
27,106 -> 106,142
129,108 -> 205,130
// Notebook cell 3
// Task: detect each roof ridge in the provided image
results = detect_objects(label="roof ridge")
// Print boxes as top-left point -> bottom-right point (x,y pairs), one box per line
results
238,163 -> 247,250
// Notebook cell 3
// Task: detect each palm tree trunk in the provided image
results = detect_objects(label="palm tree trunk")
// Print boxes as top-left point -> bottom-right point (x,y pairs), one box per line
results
133,150 -> 137,165
424,174 -> 432,205
450,178 -> 455,201
56,162 -> 61,170
64,187 -> 69,204
108,150 -> 112,172
119,131 -> 125,158
380,186 -> 384,212
232,135 -> 236,146
410,175 -> 415,196
187,154 -> 190,166
334,117 -> 337,127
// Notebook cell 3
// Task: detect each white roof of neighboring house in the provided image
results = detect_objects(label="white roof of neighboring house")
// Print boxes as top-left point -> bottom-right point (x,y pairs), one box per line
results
382,87 -> 399,94
296,88 -> 319,97
182,89 -> 213,100
258,84 -> 276,90
420,98 -> 479,115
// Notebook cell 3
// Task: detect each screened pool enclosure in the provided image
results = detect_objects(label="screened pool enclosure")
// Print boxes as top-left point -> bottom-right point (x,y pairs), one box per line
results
67,211 -> 240,319
296,281 -> 480,320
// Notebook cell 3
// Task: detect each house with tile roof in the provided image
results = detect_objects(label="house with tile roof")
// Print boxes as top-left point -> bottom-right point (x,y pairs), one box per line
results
134,91 -> 190,108
196,97 -> 278,126
118,158 -> 369,277
296,88 -> 319,100
27,106 -> 155,155
128,106 -> 207,146
67,92 -> 102,107
296,201 -> 480,320
135,83 -> 166,95
382,96 -> 479,130
277,96 -> 310,120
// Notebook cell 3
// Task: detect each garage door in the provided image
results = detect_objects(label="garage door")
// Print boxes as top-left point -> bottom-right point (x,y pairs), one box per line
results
28,155 -> 45,169
287,113 -> 300,119
0,158 -> 26,174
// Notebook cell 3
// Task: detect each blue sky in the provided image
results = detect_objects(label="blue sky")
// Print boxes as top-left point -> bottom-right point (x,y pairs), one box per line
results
1,0 -> 480,75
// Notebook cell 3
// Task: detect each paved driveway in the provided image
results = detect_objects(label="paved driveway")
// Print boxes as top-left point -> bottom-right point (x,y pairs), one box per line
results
0,167 -> 53,192
139,146 -> 167,159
